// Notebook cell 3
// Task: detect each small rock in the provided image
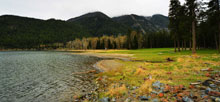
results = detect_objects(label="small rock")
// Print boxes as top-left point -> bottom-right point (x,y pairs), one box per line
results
182,96 -> 193,102
202,95 -> 209,99
158,93 -> 164,98
205,87 -> 212,94
179,85 -> 184,90
139,96 -> 149,101
189,85 -> 194,89
162,98 -> 169,102
152,81 -> 162,89
152,98 -> 159,102
208,91 -> 220,97
204,62 -> 210,65
190,82 -> 200,85
201,68 -> 209,71
177,93 -> 183,97
215,98 -> 220,102
151,91 -> 159,94
167,72 -> 172,74
147,96 -> 151,99
209,84 -> 217,88
125,98 -> 131,102
99,97 -> 109,102
132,86 -> 137,90
111,98 -> 116,102
151,94 -> 157,98
203,80 -> 213,86
205,73 -> 211,77
207,68 -> 213,71
176,96 -> 182,101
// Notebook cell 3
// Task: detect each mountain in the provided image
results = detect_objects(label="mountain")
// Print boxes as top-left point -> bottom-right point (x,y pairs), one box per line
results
67,12 -> 130,36
0,15 -> 89,48
112,14 -> 169,33
150,14 -> 169,29
0,12 -> 169,49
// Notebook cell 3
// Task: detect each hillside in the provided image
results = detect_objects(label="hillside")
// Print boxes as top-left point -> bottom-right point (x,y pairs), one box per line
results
112,14 -> 169,33
150,14 -> 169,29
0,12 -> 169,49
0,15 -> 91,48
67,12 -> 130,36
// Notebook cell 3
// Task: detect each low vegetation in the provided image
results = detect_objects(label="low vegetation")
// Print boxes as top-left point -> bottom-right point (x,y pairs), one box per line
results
84,48 -> 220,99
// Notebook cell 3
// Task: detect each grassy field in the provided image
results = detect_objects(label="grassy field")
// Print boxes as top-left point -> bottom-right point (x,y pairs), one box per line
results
77,48 -> 220,99
100,48 -> 219,61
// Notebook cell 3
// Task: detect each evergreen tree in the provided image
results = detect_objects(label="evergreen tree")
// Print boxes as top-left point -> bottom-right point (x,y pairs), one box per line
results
207,0 -> 220,52
185,0 -> 198,54
169,0 -> 181,52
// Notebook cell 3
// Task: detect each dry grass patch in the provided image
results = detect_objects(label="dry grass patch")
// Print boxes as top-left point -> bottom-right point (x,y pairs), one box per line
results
136,79 -> 155,95
106,84 -> 128,98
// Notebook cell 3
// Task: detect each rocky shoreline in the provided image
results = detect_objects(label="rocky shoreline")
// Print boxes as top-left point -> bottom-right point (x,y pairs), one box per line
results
73,68 -> 220,102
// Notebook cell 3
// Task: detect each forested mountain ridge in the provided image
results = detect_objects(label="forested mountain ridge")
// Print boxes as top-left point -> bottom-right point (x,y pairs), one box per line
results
0,12 -> 169,49
0,15 -> 90,48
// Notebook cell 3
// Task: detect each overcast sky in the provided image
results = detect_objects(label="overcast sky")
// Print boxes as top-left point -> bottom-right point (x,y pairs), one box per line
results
0,0 -> 185,20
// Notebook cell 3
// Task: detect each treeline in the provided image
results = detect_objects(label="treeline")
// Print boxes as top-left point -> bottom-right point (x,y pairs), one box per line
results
66,30 -> 172,49
169,0 -> 220,53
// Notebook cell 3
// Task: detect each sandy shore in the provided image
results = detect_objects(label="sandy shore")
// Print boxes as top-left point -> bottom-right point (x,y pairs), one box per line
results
94,60 -> 124,72
71,50 -> 132,72
72,52 -> 133,60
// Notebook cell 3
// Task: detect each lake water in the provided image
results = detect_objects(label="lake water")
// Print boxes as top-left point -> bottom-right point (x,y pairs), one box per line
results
0,51 -> 100,102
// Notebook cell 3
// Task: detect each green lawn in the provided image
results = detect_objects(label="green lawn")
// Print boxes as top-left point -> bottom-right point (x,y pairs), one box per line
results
104,48 -> 219,61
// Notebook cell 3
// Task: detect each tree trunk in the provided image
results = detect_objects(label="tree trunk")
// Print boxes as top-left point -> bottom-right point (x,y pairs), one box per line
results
174,39 -> 176,52
215,33 -> 219,50
184,40 -> 187,50
182,41 -> 184,51
178,39 -> 181,52
217,0 -> 220,53
190,41 -> 192,50
150,40 -> 152,48
219,22 -> 220,53
203,39 -> 206,49
192,20 -> 196,54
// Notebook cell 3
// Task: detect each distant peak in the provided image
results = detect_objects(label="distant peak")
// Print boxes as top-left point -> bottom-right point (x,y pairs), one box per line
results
152,14 -> 167,17
80,11 -> 108,17
67,11 -> 111,22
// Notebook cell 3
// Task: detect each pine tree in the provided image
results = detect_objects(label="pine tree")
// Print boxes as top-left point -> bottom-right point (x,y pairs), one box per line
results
207,0 -> 220,52
185,0 -> 198,54
169,0 -> 181,52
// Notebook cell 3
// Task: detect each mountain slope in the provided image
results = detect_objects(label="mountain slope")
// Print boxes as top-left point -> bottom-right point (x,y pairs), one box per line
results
67,12 -> 130,36
112,14 -> 169,33
0,15 -> 89,48
150,14 -> 169,29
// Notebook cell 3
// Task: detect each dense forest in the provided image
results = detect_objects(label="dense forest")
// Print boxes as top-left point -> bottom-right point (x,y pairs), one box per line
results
0,0 -> 219,53
169,0 -> 220,53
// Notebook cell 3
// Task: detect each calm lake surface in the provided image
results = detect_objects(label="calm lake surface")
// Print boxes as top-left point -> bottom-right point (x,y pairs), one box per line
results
0,51 -> 100,102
